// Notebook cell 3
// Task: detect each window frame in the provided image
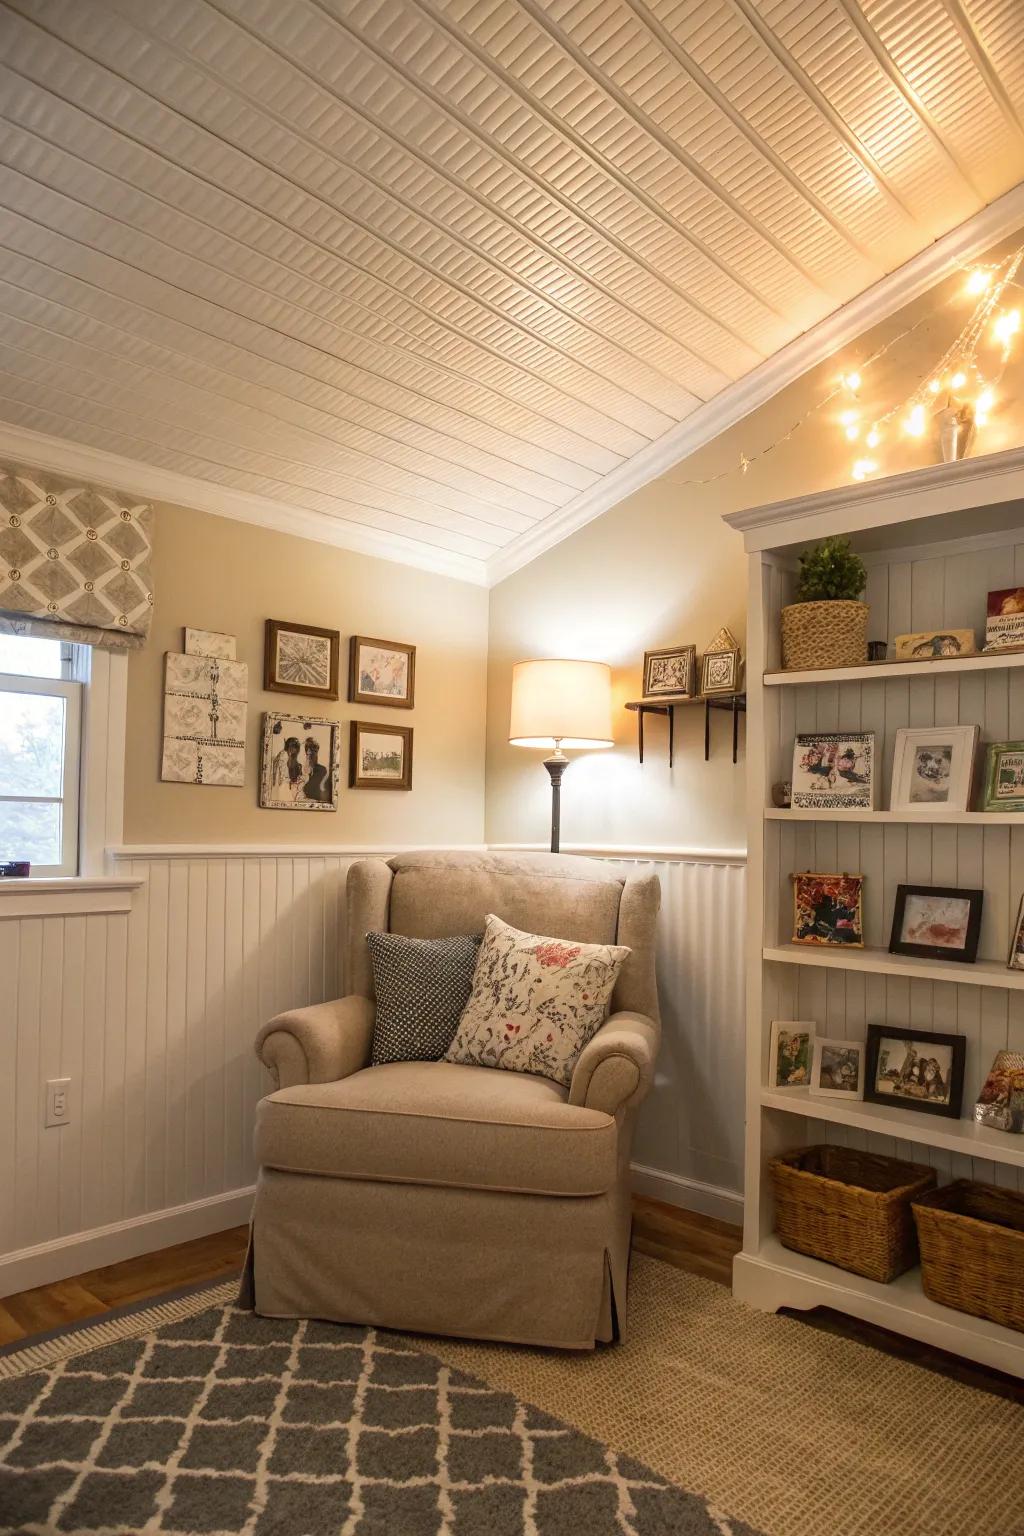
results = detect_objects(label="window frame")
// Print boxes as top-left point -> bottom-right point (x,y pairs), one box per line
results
0,668 -> 83,877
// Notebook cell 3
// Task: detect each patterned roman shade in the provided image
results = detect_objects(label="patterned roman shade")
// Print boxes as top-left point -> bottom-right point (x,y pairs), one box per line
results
0,459 -> 154,651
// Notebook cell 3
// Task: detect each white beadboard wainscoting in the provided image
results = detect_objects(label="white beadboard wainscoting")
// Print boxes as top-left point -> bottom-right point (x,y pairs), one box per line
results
0,845 -> 747,1294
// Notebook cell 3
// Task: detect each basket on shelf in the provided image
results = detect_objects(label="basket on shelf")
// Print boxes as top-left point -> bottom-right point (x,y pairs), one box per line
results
769,1144 -> 936,1283
780,599 -> 868,671
911,1180 -> 1024,1333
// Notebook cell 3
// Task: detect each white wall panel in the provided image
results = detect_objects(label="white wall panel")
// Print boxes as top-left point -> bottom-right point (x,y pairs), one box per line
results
0,847 -> 746,1291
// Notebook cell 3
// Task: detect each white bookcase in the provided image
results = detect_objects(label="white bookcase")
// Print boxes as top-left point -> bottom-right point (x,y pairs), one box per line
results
725,446 -> 1024,1378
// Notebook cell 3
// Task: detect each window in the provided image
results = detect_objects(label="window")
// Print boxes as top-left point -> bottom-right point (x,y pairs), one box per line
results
0,635 -> 85,877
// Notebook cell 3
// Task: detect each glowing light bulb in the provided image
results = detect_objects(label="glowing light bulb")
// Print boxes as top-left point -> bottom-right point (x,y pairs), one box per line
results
966,269 -> 991,296
994,310 -> 1021,348
904,403 -> 926,437
839,409 -> 858,425
951,370 -> 967,389
927,378 -> 942,394
866,429 -> 880,448
852,459 -> 877,481
845,423 -> 861,441
976,387 -> 995,424
842,371 -> 861,393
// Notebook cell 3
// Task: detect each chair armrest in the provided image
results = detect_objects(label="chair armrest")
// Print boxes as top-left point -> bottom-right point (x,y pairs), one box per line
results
568,1011 -> 658,1115
255,995 -> 374,1091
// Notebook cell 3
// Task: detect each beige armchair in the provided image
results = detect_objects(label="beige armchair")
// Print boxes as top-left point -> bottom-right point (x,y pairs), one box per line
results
243,851 -> 661,1349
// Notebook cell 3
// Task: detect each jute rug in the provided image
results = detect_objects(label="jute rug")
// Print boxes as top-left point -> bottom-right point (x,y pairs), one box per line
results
402,1255 -> 1024,1536
0,1279 -> 758,1536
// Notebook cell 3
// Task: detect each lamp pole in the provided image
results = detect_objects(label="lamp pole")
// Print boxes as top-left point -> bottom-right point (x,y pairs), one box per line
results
542,739 -> 568,853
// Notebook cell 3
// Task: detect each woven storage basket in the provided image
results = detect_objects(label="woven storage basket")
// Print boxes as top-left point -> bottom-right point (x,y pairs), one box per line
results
781,599 -> 868,670
770,1144 -> 936,1283
911,1180 -> 1024,1332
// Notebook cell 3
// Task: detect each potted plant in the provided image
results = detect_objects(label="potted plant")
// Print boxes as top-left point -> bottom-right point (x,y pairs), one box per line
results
782,536 -> 868,671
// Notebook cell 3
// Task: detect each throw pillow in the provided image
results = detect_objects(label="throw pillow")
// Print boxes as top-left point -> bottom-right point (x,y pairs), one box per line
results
445,914 -> 629,1087
367,931 -> 482,1066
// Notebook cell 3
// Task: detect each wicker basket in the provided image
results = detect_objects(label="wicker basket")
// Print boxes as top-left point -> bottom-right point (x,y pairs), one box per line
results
912,1180 -> 1024,1332
781,599 -> 869,671
770,1144 -> 936,1283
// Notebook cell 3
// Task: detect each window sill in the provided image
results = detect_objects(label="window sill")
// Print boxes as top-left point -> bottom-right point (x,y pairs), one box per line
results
0,876 -> 143,918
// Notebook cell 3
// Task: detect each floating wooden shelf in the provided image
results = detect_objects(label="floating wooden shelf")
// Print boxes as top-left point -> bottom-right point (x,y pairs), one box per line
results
759,1087 -> 1024,1168
764,943 -> 1024,990
765,807 -> 1023,825
625,693 -> 746,766
764,649 -> 1024,687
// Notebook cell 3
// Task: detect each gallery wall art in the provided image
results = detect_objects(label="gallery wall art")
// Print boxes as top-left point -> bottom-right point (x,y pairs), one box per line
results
161,650 -> 248,787
260,712 -> 339,810
264,619 -> 340,701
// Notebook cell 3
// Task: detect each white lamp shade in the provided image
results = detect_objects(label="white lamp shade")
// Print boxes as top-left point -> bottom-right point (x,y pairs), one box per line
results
508,658 -> 613,749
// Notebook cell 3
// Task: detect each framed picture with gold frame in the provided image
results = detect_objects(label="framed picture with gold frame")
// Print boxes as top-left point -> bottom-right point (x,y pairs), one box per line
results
264,619 -> 340,701
349,636 -> 416,709
349,720 -> 413,791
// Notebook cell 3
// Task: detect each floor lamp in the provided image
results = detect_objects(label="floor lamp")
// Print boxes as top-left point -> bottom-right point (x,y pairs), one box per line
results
508,659 -> 613,853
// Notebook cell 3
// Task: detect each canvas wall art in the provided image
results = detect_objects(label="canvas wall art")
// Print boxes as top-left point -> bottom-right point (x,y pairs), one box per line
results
161,653 -> 248,787
264,619 -> 340,701
791,732 -> 875,810
184,627 -> 236,660
349,636 -> 416,709
792,872 -> 864,946
259,713 -> 339,810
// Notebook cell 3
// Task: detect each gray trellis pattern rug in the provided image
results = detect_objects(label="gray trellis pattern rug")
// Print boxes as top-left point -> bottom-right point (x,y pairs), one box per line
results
0,1291 -> 761,1536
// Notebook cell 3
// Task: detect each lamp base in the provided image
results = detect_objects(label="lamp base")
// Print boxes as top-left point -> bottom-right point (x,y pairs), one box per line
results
542,748 -> 568,854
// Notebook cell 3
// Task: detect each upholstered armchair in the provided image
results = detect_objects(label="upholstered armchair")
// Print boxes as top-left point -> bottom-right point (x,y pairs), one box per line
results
244,851 -> 661,1349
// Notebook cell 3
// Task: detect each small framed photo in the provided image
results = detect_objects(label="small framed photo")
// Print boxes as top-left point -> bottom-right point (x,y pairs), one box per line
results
1009,895 -> 1024,972
791,732 -> 875,811
811,1037 -> 865,1100
768,1022 -> 815,1089
264,619 -> 340,701
700,649 -> 742,696
980,741 -> 1024,812
350,720 -> 413,790
890,725 -> 979,813
792,872 -> 864,947
889,884 -> 983,964
864,1025 -> 966,1120
974,1049 -> 1024,1132
893,629 -> 977,661
259,713 -> 339,811
349,636 -> 416,709
642,644 -> 696,699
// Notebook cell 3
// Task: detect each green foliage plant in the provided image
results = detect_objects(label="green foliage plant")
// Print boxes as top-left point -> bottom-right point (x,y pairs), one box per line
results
795,536 -> 867,604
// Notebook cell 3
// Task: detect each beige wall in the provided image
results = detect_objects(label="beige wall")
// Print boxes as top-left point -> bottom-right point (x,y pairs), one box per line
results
124,503 -> 488,845
484,234 -> 1024,851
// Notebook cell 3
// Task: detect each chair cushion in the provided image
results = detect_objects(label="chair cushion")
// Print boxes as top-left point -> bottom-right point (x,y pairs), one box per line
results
445,914 -> 629,1087
366,931 -> 481,1066
255,1060 -> 617,1197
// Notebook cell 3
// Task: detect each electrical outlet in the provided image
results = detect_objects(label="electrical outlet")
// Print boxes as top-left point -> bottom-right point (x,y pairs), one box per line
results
45,1078 -> 71,1128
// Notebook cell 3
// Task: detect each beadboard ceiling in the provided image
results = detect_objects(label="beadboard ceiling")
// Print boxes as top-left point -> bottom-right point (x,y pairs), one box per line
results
2,1 -> 1024,585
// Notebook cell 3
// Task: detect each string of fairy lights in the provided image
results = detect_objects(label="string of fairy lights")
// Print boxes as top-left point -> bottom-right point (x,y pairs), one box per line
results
662,245 -> 1024,493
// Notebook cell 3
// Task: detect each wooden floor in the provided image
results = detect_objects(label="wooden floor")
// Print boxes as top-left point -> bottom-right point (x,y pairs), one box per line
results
2,1200 -> 1021,1404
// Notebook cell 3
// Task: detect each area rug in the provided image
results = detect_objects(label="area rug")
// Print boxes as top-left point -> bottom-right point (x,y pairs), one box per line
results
0,1281 -> 758,1536
408,1254 -> 1024,1536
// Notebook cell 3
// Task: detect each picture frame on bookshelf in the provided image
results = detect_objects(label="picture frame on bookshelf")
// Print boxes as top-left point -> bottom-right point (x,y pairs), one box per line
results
984,587 -> 1024,652
810,1038 -> 865,1100
864,1025 -> 966,1120
792,872 -> 864,947
791,731 -> 875,810
1009,895 -> 1024,972
974,1049 -> 1024,1133
888,884 -> 983,964
892,628 -> 977,660
642,644 -> 696,699
980,741 -> 1024,812
768,1022 -> 815,1089
889,725 -> 979,813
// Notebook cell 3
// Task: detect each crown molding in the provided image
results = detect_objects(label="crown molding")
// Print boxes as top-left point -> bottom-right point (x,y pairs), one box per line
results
0,423 -> 489,587
485,181 -> 1024,586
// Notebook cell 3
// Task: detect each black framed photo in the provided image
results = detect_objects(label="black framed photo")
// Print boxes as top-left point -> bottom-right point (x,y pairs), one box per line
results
864,1025 -> 966,1119
888,884 -> 983,964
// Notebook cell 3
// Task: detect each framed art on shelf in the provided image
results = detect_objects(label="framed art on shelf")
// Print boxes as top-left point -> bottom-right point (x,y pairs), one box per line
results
349,636 -> 416,709
888,884 -> 983,964
350,720 -> 413,790
810,1038 -> 865,1100
974,1050 -> 1024,1133
864,1025 -> 966,1120
792,872 -> 864,947
984,587 -> 1024,652
700,648 -> 742,696
892,629 -> 977,660
259,713 -> 339,811
889,725 -> 979,813
791,732 -> 875,810
980,741 -> 1024,811
1009,896 -> 1024,972
642,644 -> 696,699
264,619 -> 340,701
768,1022 -> 815,1089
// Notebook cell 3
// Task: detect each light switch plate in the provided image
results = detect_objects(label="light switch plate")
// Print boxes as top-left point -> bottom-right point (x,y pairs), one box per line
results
45,1078 -> 71,1128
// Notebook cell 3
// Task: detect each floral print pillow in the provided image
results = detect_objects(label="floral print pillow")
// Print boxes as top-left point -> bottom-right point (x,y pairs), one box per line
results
445,914 -> 630,1087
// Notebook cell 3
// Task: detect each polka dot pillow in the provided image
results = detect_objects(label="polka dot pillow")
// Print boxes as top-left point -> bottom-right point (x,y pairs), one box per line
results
444,914 -> 630,1087
366,931 -> 482,1066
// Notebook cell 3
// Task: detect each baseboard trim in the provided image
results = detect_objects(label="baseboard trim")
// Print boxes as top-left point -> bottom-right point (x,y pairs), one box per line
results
0,1188 -> 256,1299
631,1164 -> 743,1226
